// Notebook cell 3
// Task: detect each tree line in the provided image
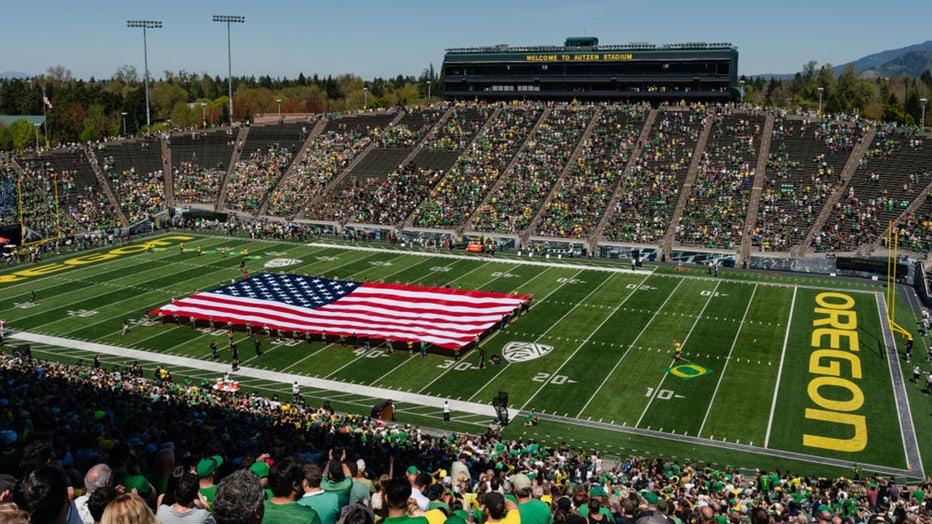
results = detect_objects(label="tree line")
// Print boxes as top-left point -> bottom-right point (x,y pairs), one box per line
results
0,60 -> 929,151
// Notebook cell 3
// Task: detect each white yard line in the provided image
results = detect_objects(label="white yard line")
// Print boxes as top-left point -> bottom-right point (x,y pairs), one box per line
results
575,277 -> 686,418
763,284 -> 797,448
697,283 -> 758,437
635,280 -> 720,428
520,272 -> 652,412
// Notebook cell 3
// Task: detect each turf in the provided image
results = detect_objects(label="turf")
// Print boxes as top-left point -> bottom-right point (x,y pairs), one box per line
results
2,232 -> 928,479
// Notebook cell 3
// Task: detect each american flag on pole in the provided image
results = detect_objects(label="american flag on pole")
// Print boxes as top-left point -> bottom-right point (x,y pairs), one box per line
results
152,273 -> 530,349
42,91 -> 52,109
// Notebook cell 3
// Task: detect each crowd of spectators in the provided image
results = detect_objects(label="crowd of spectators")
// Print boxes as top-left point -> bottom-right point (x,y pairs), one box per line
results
225,145 -> 293,213
267,130 -> 377,219
412,102 -> 544,229
754,118 -> 866,252
603,106 -> 704,244
469,106 -> 594,234
534,104 -> 646,239
173,162 -> 227,205
1,349 -> 931,524
675,110 -> 763,250
5,103 -> 932,259
813,128 -> 931,252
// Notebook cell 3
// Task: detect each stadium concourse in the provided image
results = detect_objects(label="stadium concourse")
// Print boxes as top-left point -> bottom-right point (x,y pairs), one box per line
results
1,101 -> 932,523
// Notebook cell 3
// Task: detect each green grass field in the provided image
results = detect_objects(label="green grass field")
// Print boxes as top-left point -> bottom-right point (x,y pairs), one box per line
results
2,232 -> 929,479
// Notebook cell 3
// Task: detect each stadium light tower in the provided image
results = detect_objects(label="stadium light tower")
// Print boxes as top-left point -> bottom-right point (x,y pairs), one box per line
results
121,112 -> 127,135
126,20 -> 162,135
277,98 -> 282,115
213,15 -> 245,127
921,98 -> 928,132
817,87 -> 824,116
363,87 -> 368,109
34,123 -> 41,150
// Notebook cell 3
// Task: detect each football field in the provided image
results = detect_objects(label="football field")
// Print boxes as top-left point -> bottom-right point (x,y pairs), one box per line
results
1,232 -> 928,478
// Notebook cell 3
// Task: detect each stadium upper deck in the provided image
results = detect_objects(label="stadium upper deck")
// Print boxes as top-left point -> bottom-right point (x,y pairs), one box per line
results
2,102 -> 930,262
442,37 -> 740,102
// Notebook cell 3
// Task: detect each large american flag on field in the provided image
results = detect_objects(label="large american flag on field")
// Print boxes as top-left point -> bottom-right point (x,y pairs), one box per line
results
152,273 -> 530,349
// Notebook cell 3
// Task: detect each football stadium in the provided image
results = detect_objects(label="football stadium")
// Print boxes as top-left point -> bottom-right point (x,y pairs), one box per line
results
1,29 -> 932,524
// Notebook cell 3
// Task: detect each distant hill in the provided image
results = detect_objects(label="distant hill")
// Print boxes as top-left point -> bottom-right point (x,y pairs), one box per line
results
753,40 -> 932,79
0,71 -> 30,80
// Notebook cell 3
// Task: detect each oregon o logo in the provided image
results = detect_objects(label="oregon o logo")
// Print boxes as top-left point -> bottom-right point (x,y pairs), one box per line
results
502,342 -> 554,363
667,363 -> 714,380
264,258 -> 301,268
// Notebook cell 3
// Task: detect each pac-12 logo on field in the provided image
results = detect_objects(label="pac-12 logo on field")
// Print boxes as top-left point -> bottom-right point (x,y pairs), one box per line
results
264,258 -> 302,269
502,342 -> 554,363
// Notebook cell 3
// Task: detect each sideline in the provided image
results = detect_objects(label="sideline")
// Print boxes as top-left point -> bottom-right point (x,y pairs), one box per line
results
875,292 -> 925,478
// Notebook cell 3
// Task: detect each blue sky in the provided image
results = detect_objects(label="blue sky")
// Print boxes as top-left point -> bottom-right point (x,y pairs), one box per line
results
2,0 -> 930,81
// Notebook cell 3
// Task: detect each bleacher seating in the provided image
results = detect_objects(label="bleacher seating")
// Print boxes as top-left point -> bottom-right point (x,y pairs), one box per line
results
814,130 -> 931,251
170,129 -> 236,205
411,102 -> 543,229
94,141 -> 166,223
534,103 -> 647,239
224,123 -> 310,213
676,110 -> 764,250
754,118 -> 861,252
602,107 -> 705,244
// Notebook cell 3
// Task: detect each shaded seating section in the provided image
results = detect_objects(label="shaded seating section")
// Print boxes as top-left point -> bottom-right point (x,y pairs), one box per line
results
470,105 -> 594,234
814,128 -> 931,251
603,107 -> 704,244
268,114 -> 398,219
224,123 -> 309,213
94,141 -> 165,223
170,130 -> 236,204
535,103 -> 647,239
376,106 -> 444,148
754,118 -> 861,251
18,151 -> 120,234
0,163 -> 18,226
676,110 -> 764,249
412,102 -> 543,229
325,105 -> 495,226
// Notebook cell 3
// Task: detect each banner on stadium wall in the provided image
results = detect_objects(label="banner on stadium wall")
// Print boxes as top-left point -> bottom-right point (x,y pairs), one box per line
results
835,256 -> 908,277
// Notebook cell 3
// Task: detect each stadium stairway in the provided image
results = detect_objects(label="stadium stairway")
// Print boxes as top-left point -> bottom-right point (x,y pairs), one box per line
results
162,139 -> 174,206
662,113 -> 713,255
400,106 -> 503,231
215,126 -> 250,211
298,111 -> 407,220
589,107 -> 657,250
457,107 -> 551,237
795,124 -> 877,256
740,112 -> 776,264
522,106 -> 603,246
85,147 -> 128,227
256,118 -> 327,217
871,177 -> 932,252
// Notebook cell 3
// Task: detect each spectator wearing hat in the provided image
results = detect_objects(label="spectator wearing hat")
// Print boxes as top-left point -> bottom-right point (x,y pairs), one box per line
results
347,461 -> 370,507
247,460 -> 270,492
212,469 -> 264,524
578,486 -> 612,520
450,455 -> 470,487
354,459 -> 375,495
197,455 -> 224,508
265,456 -> 322,524
483,492 -> 520,524
299,464 -> 340,524
511,473 -> 552,524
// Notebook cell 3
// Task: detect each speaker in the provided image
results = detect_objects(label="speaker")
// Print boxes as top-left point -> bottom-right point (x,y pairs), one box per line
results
14,344 -> 31,359
371,400 -> 394,421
